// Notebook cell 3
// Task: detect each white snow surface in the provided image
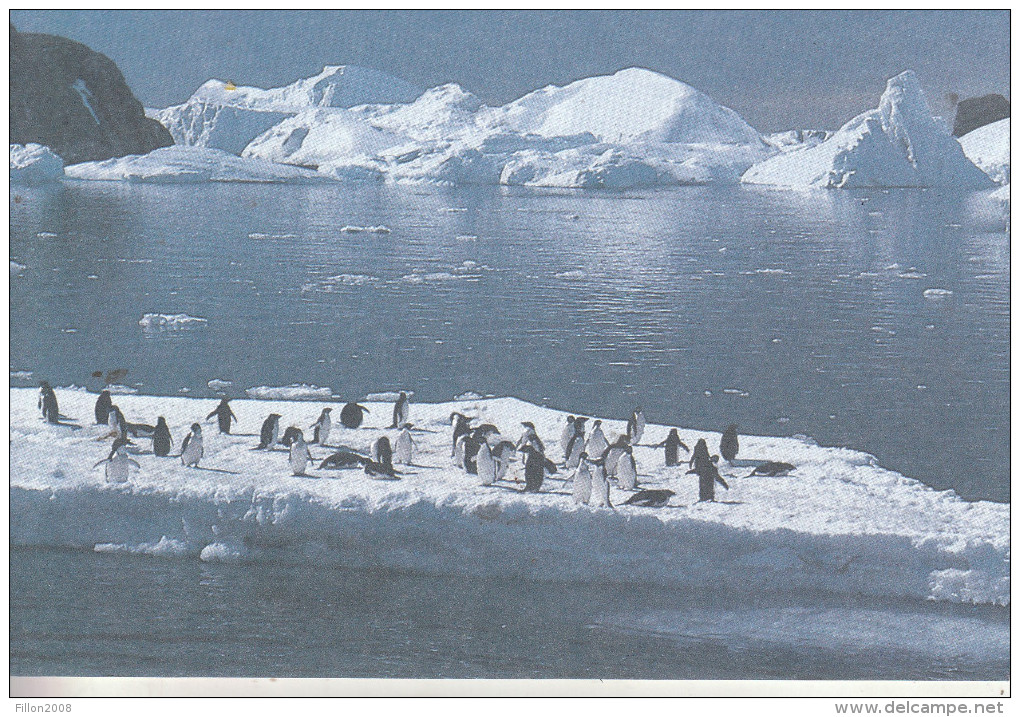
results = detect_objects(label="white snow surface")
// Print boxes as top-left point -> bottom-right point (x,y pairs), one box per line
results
9,388 -> 1008,606
959,118 -> 1010,185
64,146 -> 327,184
10,143 -> 65,184
742,71 -> 995,189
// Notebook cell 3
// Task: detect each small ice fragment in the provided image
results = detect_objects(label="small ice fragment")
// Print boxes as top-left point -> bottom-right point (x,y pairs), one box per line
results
455,235 -> 478,241
454,391 -> 483,401
917,385 -> 928,391
245,384 -> 332,401
139,313 -> 208,330
9,370 -> 33,380
703,390 -> 712,396
9,261 -> 26,275
36,232 -> 58,238
554,270 -> 585,280
340,225 -> 391,234
923,288 -> 953,299
207,379 -> 233,391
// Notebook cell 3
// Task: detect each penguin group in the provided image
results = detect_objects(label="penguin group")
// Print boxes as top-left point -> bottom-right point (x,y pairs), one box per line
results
39,379 -> 795,504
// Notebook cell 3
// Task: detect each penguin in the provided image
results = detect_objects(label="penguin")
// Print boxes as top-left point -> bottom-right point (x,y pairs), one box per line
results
180,423 -> 204,467
125,420 -> 156,438
390,391 -> 409,428
152,417 -> 172,457
319,449 -> 370,470
364,460 -> 400,480
720,424 -> 739,464
94,390 -> 113,425
476,440 -> 497,486
623,489 -> 675,508
688,460 -> 729,502
656,429 -> 691,467
572,417 -> 589,447
585,420 -> 609,459
689,438 -> 714,471
491,440 -> 517,481
288,429 -> 314,476
450,412 -> 473,457
340,402 -> 370,429
564,431 -> 584,471
256,414 -> 282,449
615,448 -> 638,490
572,453 -> 592,505
462,426 -> 499,475
454,433 -> 469,469
394,423 -> 415,465
585,453 -> 612,508
38,381 -> 59,424
604,435 -> 631,476
627,407 -> 646,444
560,416 -> 576,456
280,426 -> 305,448
310,408 -> 332,446
746,461 -> 795,478
520,445 -> 557,493
93,438 -> 139,483
516,422 -> 544,453
372,436 -> 393,468
206,398 -> 238,435
106,405 -> 128,440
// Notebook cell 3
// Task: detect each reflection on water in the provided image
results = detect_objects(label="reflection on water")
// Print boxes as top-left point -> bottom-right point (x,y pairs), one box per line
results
9,182 -> 1009,501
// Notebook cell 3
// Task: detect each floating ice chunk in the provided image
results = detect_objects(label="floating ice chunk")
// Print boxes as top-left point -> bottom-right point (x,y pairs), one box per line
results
207,379 -> 233,391
362,390 -> 414,402
95,536 -> 191,557
554,270 -> 585,280
898,271 -> 927,279
10,143 -> 64,185
722,388 -> 750,397
340,225 -> 391,234
958,118 -> 1010,185
106,384 -> 139,395
9,370 -> 33,381
455,235 -> 479,241
454,391 -> 484,402
36,232 -> 58,238
245,384 -> 333,400
10,261 -> 26,276
923,288 -> 953,299
248,232 -> 297,240
139,313 -> 209,330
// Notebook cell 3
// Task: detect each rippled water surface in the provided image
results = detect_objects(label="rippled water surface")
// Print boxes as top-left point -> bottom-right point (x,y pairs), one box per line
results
9,182 -> 1009,501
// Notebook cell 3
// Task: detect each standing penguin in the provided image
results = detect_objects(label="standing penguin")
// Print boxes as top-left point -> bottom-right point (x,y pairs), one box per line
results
720,424 -> 739,464
689,438 -> 714,471
585,420 -> 609,459
288,429 -> 314,476
180,423 -> 204,468
560,416 -> 576,455
572,453 -> 592,505
615,448 -> 638,490
520,445 -> 557,493
604,435 -> 631,476
206,399 -> 238,435
627,407 -> 646,444
390,391 -> 409,428
340,402 -> 370,429
450,412 -> 473,457
256,414 -> 282,449
106,405 -> 128,440
564,430 -> 584,471
476,441 -> 497,486
372,436 -> 393,468
93,438 -> 139,483
94,390 -> 113,425
310,408 -> 333,446
491,440 -> 517,481
688,460 -> 729,502
656,429 -> 690,467
586,453 -> 612,508
517,422 -> 544,453
38,381 -> 59,424
152,417 -> 173,457
394,423 -> 415,465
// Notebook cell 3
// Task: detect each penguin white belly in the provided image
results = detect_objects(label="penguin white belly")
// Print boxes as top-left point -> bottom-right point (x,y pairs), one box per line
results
560,425 -> 573,457
106,454 -> 132,483
589,465 -> 610,507
394,430 -> 413,465
566,439 -> 583,470
454,435 -> 467,468
182,436 -> 203,467
318,416 -> 331,446
634,415 -> 645,444
495,448 -> 516,481
476,443 -> 497,485
605,447 -> 624,476
289,440 -> 309,475
572,463 -> 592,505
617,454 -> 637,490
586,430 -> 608,459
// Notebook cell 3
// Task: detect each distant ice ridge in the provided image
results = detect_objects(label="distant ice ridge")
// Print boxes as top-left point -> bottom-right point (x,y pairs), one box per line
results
10,143 -> 64,184
9,388 -> 1008,607
245,384 -> 333,400
138,313 -> 208,329
742,71 -> 995,189
958,118 -> 1009,185
64,146 -> 327,184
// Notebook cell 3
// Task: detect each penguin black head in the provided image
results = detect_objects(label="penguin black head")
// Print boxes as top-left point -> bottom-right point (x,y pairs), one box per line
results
111,435 -> 135,453
39,381 -> 51,390
269,413 -> 282,421
668,428 -> 679,437
323,407 -> 332,413
190,423 -> 202,433
566,415 -> 575,422
399,391 -> 407,399
712,455 -> 720,464
401,422 -> 414,429
726,424 -> 738,432
634,406 -> 643,413
156,416 -> 167,427
521,421 -> 536,429
100,389 -> 111,398
575,417 -> 589,427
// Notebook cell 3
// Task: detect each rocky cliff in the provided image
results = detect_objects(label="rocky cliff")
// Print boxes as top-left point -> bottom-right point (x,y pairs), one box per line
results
952,94 -> 1010,138
10,24 -> 173,164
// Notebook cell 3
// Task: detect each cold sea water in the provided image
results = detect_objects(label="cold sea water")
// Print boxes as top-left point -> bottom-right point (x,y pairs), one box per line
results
9,181 -> 1009,679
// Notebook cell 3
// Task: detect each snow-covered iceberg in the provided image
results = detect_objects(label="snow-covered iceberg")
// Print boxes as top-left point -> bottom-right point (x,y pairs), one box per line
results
959,118 -> 1009,185
742,71 -> 995,189
64,146 -> 327,183
10,143 -> 64,184
9,388 -> 1008,607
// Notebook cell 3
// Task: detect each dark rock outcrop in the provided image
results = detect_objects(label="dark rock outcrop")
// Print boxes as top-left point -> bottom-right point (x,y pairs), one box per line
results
10,24 -> 173,164
952,94 -> 1010,138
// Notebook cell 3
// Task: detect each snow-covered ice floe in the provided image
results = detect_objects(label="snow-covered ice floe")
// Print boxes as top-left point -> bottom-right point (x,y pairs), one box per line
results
10,143 -> 64,185
9,388 -> 1008,606
742,71 -> 995,190
138,313 -> 208,330
958,118 -> 1010,186
245,384 -> 333,400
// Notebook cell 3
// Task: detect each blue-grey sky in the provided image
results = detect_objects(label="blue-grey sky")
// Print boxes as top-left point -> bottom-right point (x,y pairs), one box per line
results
10,10 -> 1010,132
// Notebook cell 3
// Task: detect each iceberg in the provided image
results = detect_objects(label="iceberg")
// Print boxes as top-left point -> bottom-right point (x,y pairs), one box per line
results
742,71 -> 995,190
959,118 -> 1009,185
9,388 -> 1008,607
64,146 -> 327,183
10,143 -> 64,185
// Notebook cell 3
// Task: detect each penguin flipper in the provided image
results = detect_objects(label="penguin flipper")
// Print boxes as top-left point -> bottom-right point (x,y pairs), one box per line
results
680,442 -> 691,453
92,458 -> 109,469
